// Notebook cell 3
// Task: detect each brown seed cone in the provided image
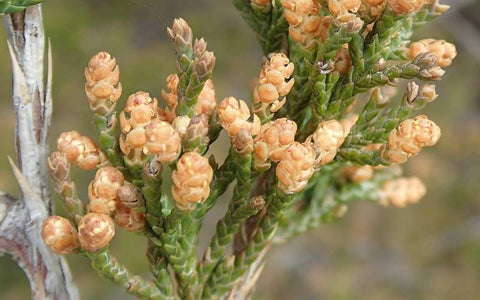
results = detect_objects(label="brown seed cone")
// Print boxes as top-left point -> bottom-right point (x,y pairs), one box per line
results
118,181 -> 144,209
57,131 -> 106,170
380,115 -> 441,164
253,53 -> 294,119
276,142 -> 316,194
341,165 -> 374,182
172,152 -> 213,211
78,213 -> 115,252
389,0 -> 424,14
408,39 -> 457,67
217,97 -> 259,138
88,166 -> 124,215
358,0 -> 386,21
41,216 -> 80,255
334,45 -> 352,75
309,120 -> 345,168
144,120 -> 181,162
254,118 -> 297,170
378,177 -> 426,207
85,51 -> 122,115
113,203 -> 145,232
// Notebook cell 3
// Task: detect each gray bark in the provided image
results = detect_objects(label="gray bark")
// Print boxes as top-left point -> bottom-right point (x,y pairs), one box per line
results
0,5 -> 78,300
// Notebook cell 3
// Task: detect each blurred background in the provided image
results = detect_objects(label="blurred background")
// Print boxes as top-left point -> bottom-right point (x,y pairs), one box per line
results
0,0 -> 479,299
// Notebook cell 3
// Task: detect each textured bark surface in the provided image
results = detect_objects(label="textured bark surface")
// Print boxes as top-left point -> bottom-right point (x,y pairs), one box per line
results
0,5 -> 78,300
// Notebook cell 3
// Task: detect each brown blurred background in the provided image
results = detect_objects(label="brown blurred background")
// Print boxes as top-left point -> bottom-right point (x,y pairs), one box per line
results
0,0 -> 479,299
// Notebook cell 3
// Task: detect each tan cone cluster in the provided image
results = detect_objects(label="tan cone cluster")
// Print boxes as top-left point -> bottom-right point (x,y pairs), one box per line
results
172,152 -> 214,211
378,177 -> 426,207
144,120 -> 181,162
328,0 -> 361,23
341,165 -> 374,182
380,115 -> 441,164
308,120 -> 345,168
85,51 -> 122,114
389,0 -> 424,14
41,216 -> 80,254
253,118 -> 297,170
253,53 -> 295,120
160,74 -> 217,123
77,213 -> 116,252
281,0 -> 332,48
119,92 -> 159,161
276,142 -> 316,194
88,166 -> 125,215
408,39 -> 457,67
57,131 -> 106,170
217,97 -> 260,138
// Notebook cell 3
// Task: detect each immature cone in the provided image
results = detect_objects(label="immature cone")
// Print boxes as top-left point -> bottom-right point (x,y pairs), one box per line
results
276,142 -> 315,194
253,53 -> 295,120
78,213 -> 115,252
380,115 -> 441,164
167,18 -> 193,55
341,165 -> 374,182
334,45 -> 351,75
172,152 -> 213,211
194,79 -> 217,116
418,84 -> 438,102
389,0 -> 424,14
159,73 -> 179,123
217,97 -> 260,138
119,92 -> 159,160
378,177 -> 426,207
113,203 -> 145,232
144,120 -> 181,162
57,131 -> 106,170
182,114 -> 210,152
408,39 -> 457,67
41,216 -> 80,255
233,129 -> 254,156
88,166 -> 125,215
48,151 -> 70,185
282,0 -> 332,47
309,120 -> 345,167
328,0 -> 361,23
85,51 -> 122,114
358,0 -> 386,20
118,181 -> 144,209
254,118 -> 297,170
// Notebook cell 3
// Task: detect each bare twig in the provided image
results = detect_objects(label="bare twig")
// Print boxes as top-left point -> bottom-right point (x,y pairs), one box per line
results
0,5 -> 78,300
